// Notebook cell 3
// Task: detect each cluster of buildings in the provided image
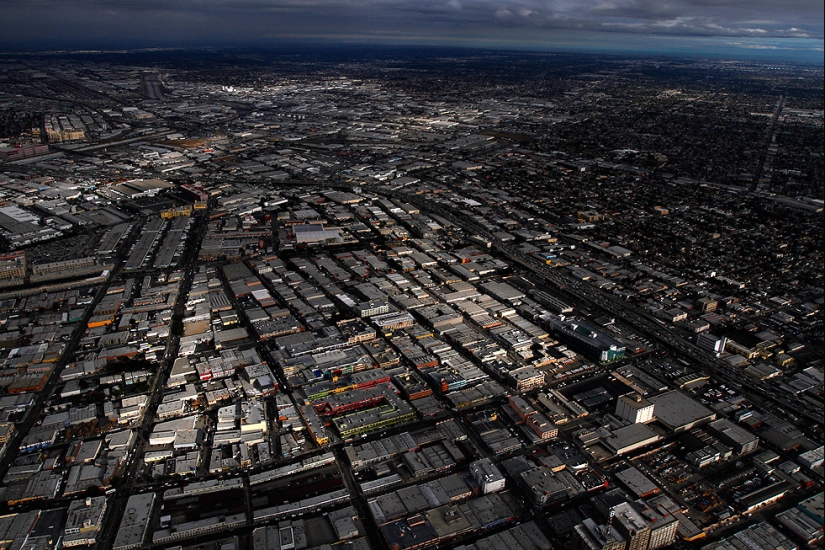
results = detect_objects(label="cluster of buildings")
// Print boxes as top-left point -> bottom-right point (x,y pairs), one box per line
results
0,52 -> 820,550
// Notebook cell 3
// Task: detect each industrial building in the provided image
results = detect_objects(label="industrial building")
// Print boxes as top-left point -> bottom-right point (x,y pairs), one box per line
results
574,518 -> 626,550
112,493 -> 157,550
701,521 -> 796,550
63,496 -> 108,547
648,391 -> 716,432
602,424 -> 662,456
615,468 -> 660,499
696,333 -> 727,355
547,318 -> 625,363
708,419 -> 759,455
469,458 -> 506,494
615,394 -> 655,424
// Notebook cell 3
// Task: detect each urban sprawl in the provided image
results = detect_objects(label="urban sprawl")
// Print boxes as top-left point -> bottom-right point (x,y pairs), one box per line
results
0,49 -> 821,550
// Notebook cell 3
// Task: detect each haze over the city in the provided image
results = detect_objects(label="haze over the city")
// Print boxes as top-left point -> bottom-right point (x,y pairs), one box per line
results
1,0 -> 823,63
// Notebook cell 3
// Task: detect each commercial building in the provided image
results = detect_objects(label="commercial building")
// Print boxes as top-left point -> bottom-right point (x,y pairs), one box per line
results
509,365 -> 546,391
525,413 -> 558,440
380,493 -> 517,549
332,393 -> 417,439
611,502 -> 651,550
30,257 -> 106,282
614,468 -> 660,499
113,493 -> 157,550
518,467 -> 568,506
0,423 -> 15,445
696,333 -> 727,355
372,312 -> 416,332
602,424 -> 662,456
547,318 -> 625,363
63,496 -> 107,547
615,394 -> 655,424
573,518 -> 625,550
635,500 -> 679,549
299,404 -> 328,446
509,395 -> 538,421
708,419 -> 759,455
469,458 -> 506,494
696,297 -> 718,312
311,384 -> 397,417
0,143 -> 49,161
0,251 -> 26,287
648,391 -> 716,432
357,300 -> 391,318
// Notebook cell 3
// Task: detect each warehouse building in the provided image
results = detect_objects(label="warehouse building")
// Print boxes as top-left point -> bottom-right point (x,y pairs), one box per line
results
547,318 -> 625,363
648,391 -> 716,433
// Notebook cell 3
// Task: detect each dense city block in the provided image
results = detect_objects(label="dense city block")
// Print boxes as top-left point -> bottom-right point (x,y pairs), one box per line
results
0,48 -> 821,550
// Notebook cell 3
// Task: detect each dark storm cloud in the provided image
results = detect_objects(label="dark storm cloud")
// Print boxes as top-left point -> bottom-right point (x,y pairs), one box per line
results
1,0 -> 822,55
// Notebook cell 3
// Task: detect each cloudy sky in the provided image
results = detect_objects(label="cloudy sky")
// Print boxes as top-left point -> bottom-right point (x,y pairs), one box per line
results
1,0 -> 822,62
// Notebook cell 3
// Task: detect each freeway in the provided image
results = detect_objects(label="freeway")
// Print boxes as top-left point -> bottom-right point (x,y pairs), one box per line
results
141,73 -> 166,101
379,187 -> 823,427
752,94 -> 784,192
65,129 -> 177,154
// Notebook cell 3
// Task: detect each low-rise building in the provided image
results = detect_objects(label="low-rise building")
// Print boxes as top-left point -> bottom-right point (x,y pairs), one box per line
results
547,318 -> 625,363
113,493 -> 156,550
574,518 -> 625,550
615,394 -> 655,424
525,413 -> 558,440
708,419 -> 759,455
469,458 -> 506,494
63,496 -> 107,547
648,390 -> 716,433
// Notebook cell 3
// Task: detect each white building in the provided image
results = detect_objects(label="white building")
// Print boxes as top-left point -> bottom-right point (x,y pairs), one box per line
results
696,333 -> 727,355
798,446 -> 824,469
469,458 -> 506,494
615,394 -> 655,424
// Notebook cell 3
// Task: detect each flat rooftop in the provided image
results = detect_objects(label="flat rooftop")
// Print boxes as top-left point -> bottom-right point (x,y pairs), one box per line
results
649,390 -> 716,431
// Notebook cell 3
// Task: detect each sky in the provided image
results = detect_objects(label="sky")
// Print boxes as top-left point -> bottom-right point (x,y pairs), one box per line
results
1,0 -> 823,63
